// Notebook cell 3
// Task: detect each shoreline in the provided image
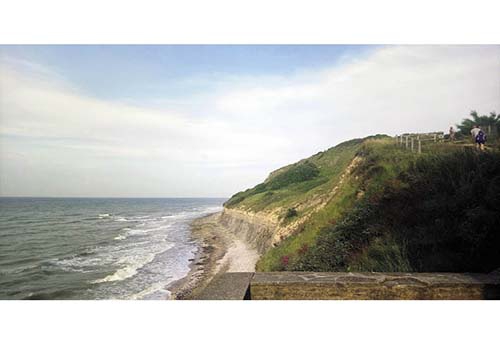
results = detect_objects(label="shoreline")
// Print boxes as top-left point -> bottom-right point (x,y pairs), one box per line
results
167,211 -> 259,299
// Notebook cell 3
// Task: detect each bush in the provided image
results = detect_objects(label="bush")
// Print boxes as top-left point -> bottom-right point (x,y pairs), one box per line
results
224,162 -> 320,207
267,161 -> 320,190
284,207 -> 298,219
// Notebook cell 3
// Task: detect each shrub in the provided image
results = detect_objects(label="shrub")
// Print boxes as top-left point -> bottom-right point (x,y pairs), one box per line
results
224,162 -> 320,207
267,161 -> 320,190
281,255 -> 290,268
284,207 -> 298,219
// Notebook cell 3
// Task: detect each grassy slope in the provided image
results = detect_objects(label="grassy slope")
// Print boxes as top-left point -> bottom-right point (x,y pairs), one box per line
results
224,136 -> 372,213
226,136 -> 500,273
258,137 -> 418,270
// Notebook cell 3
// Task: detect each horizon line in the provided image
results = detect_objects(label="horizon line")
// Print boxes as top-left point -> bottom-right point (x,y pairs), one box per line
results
0,195 -> 230,199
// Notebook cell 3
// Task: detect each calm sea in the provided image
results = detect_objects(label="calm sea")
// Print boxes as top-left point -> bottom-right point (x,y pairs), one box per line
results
0,197 -> 225,299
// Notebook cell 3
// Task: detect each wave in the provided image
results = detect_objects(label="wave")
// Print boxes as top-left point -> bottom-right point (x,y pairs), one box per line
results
1,198 -> 224,299
93,240 -> 175,284
93,253 -> 156,283
158,207 -> 222,221
126,225 -> 172,236
114,217 -> 128,222
127,280 -> 173,300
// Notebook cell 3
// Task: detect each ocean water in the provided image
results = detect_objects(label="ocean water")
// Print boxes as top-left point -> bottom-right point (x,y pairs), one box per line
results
0,197 -> 225,300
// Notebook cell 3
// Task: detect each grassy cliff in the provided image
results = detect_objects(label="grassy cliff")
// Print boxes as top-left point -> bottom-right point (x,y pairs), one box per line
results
224,136 -> 500,273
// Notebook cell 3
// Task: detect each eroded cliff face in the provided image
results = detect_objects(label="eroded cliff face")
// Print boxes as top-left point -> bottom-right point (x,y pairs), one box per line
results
219,208 -> 278,254
220,155 -> 364,254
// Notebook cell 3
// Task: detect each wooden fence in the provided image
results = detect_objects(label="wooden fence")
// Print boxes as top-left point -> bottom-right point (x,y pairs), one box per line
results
394,132 -> 445,154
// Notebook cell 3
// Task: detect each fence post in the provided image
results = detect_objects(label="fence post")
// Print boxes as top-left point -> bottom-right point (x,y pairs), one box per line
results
434,133 -> 437,142
418,139 -> 421,154
411,137 -> 414,152
405,136 -> 409,149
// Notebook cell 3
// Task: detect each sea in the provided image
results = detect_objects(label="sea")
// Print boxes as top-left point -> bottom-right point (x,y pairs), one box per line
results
0,197 -> 225,300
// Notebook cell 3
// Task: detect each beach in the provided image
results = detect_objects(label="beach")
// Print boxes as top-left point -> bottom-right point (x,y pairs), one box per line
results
169,212 -> 259,299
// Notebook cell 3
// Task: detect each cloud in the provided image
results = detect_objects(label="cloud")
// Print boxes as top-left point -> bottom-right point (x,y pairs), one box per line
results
213,45 -> 499,140
1,45 -> 499,197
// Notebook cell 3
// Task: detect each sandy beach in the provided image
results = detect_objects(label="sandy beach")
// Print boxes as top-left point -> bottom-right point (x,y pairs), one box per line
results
168,212 -> 259,299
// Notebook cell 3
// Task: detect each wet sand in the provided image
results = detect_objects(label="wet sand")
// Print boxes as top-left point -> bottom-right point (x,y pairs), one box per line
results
168,212 -> 259,299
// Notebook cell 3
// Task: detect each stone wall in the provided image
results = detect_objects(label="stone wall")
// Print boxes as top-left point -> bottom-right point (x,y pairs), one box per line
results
196,271 -> 500,300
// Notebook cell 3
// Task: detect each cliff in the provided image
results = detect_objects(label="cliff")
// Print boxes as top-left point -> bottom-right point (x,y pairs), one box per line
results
222,136 -> 500,273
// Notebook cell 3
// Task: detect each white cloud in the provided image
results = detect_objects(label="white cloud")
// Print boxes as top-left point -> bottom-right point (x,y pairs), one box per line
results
213,45 -> 499,139
1,45 -> 499,197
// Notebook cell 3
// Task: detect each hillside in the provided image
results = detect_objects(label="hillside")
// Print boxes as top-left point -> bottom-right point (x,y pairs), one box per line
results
224,136 -> 500,273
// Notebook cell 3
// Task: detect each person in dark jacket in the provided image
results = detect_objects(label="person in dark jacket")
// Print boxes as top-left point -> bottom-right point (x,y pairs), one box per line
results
474,126 -> 486,151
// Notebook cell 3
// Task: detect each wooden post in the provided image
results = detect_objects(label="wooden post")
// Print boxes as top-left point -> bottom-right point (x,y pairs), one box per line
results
405,136 -> 409,149
411,137 -> 414,152
434,133 -> 437,142
418,139 -> 421,154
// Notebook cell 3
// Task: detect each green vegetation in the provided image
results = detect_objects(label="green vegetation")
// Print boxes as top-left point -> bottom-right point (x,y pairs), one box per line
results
284,208 -> 298,219
457,110 -> 499,140
267,161 -> 320,190
257,137 -> 418,271
224,136 -> 378,213
292,148 -> 500,272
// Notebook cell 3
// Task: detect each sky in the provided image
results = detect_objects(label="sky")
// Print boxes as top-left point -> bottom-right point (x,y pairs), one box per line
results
0,45 -> 499,198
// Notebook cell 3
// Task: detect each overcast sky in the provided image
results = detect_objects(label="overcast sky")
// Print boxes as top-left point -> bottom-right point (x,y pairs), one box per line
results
0,45 -> 499,198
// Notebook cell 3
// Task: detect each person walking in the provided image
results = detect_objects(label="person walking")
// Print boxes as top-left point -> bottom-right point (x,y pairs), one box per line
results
470,125 -> 480,143
475,127 -> 487,151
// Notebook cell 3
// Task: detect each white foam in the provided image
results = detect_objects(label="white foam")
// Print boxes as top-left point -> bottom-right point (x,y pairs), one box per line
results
114,234 -> 127,241
93,242 -> 175,284
130,215 -> 152,220
127,224 -> 172,236
94,253 -> 156,283
127,281 -> 172,300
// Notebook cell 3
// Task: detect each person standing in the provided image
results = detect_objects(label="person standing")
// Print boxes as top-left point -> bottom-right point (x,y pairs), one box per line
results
449,126 -> 456,141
